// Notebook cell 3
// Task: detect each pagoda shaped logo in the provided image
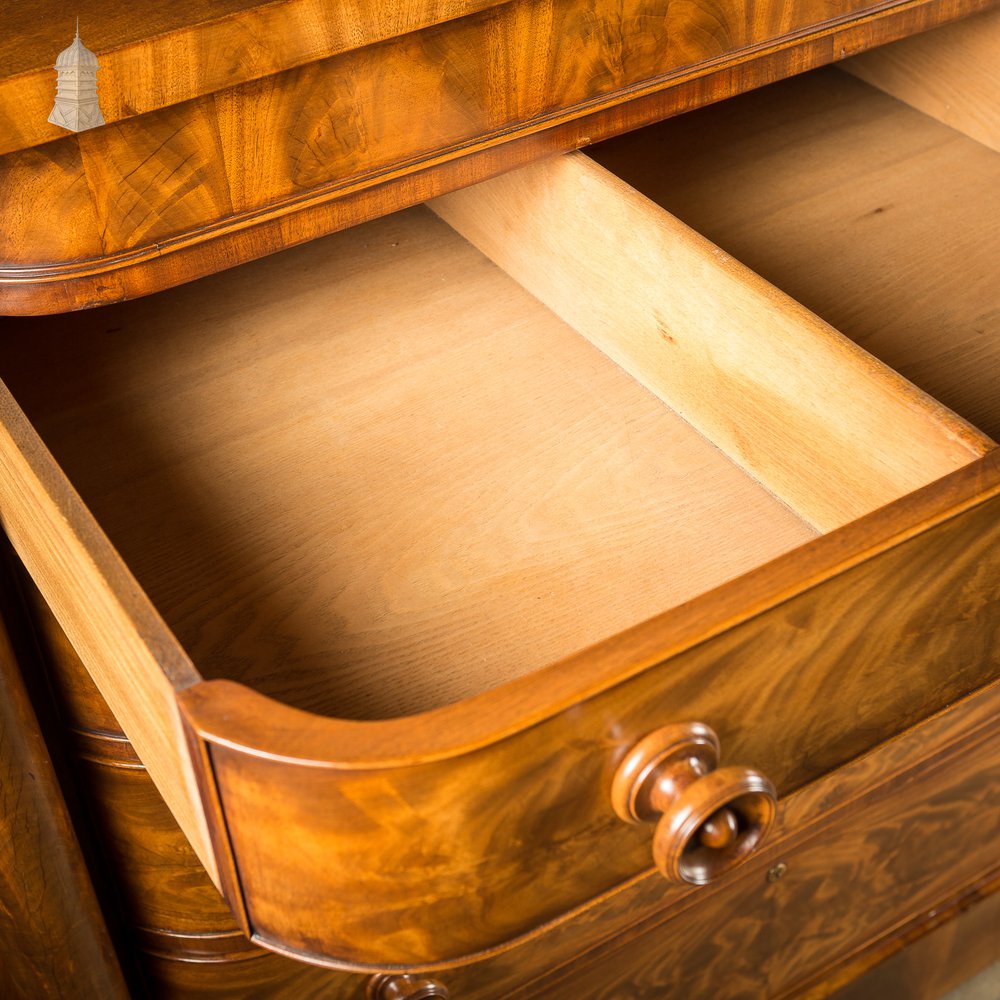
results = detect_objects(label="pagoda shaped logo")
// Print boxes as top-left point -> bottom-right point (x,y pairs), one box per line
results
49,21 -> 105,133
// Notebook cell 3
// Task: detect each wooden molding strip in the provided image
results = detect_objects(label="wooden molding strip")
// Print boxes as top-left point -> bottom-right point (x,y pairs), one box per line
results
71,727 -> 146,770
137,926 -> 263,964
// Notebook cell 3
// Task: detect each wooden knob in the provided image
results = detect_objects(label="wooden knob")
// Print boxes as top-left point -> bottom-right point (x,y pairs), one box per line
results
367,975 -> 450,1000
612,723 -> 776,885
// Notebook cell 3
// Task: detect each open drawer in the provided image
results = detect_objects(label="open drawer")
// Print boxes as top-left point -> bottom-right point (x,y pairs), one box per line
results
1,15 -> 999,975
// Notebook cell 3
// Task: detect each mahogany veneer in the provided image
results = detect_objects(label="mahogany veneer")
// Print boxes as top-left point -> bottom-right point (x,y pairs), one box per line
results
1,0 -> 998,312
1,5 -> 999,998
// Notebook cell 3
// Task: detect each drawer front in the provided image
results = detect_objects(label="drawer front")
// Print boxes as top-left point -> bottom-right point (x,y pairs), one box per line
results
3,0 -> 996,313
2,184 -> 1000,971
182,455 -> 1000,970
19,516 -> 1000,1000
17,580 -> 367,998
506,680 -> 1000,999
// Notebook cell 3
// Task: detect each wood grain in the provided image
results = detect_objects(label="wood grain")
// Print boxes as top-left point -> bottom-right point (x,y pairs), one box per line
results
0,206 -> 816,720
0,378 -> 215,878
827,875 -> 1000,1000
2,0 -> 996,313
588,67 -> 1000,440
3,183 -> 1000,970
15,575 -> 370,995
180,452 -> 1000,968
0,584 -> 129,999
427,679 -> 1000,998
844,6 -> 1000,152
430,151 -> 991,532
512,681 -> 1000,999
140,950 -> 367,1000
0,0 -> 510,157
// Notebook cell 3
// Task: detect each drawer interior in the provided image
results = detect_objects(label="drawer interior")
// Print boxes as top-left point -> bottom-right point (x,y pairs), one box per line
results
0,48 -> 992,722
0,210 -> 819,719
588,63 -> 1000,438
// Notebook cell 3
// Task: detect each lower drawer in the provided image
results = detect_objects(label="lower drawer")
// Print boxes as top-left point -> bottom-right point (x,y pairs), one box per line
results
508,680 -> 1000,1000
2,8 -> 999,987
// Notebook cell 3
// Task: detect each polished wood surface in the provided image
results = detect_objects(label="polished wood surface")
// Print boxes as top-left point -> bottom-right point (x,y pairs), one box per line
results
1,8 -> 998,983
21,526 -> 1000,998
828,875 -> 1000,1000
0,582 -> 129,998
1,162 -> 999,962
512,680 -> 1000,998
139,953 -> 365,1000
16,564 -> 999,999
2,0 -> 996,313
610,722 -> 776,885
430,151 -> 991,531
844,6 -> 1000,152
17,577 -> 368,996
589,67 -> 1000,439
0,0 -> 509,158
368,975 -> 452,1000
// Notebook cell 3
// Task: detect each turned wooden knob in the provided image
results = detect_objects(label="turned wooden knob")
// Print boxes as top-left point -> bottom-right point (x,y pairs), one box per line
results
367,974 -> 450,1000
612,722 -> 776,885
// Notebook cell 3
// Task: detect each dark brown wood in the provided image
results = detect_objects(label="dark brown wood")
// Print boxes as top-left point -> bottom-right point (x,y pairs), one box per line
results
368,975 -> 452,1000
1,0 -> 996,314
826,874 -> 1000,1000
140,953 -> 366,1000
611,722 -> 777,885
507,679 -> 1000,999
15,579 -> 366,996
0,583 -> 129,999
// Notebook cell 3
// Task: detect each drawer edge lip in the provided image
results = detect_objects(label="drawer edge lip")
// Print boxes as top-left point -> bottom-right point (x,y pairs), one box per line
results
4,0 -> 996,316
180,447 -> 1000,768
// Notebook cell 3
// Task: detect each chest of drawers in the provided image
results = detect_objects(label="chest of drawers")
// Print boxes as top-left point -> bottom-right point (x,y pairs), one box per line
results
1,3 -> 998,998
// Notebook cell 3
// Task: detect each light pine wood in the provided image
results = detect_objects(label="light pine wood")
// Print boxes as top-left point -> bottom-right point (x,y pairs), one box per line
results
0,207 -> 816,721
430,153 -> 991,533
0,391 -> 215,880
843,7 -> 1000,153
588,68 -> 1000,441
